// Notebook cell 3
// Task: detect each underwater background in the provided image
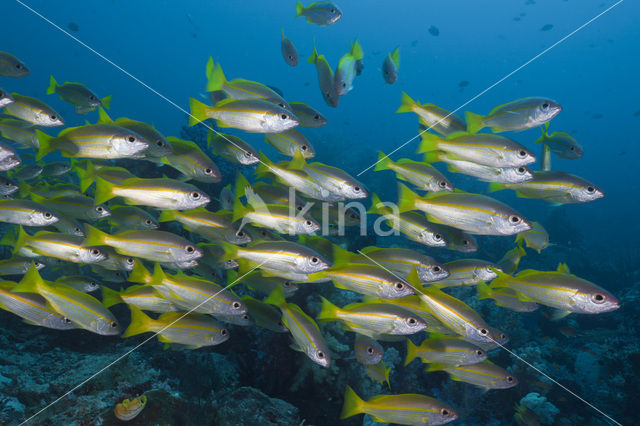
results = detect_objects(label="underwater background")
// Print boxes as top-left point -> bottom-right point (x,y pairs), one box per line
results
1,0 -> 639,424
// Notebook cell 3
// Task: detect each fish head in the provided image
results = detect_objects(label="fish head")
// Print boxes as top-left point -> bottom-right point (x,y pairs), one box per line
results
466,347 -> 488,364
489,328 -> 509,345
265,109 -> 299,133
308,345 -> 331,368
299,217 -> 321,235
0,90 -> 14,108
513,146 -> 537,166
98,317 -> 121,335
500,373 -> 519,389
382,57 -> 398,84
343,181 -> 368,199
119,256 -> 136,271
396,314 -> 427,334
196,163 -> 222,183
0,155 -> 21,171
32,209 -> 59,226
575,183 -> 605,203
576,288 -> 620,314
499,212 -> 531,235
86,94 -> 102,108
503,166 -> 534,183
93,203 -> 112,219
238,149 -> 260,165
419,229 -> 447,247
281,280 -> 299,297
85,280 -> 101,292
227,299 -> 248,315
297,252 -> 330,273
432,406 -> 458,425
179,189 -> 211,210
113,131 -> 150,157
83,247 -> 108,264
142,217 -> 159,230
535,99 -> 562,123
228,228 -> 252,245
465,324 -> 494,344
418,263 -> 449,282
180,243 -> 204,262
46,315 -> 76,330
384,278 -> 415,298
36,110 -> 65,127
212,327 -> 231,345
324,4 -> 342,24
477,264 -> 500,282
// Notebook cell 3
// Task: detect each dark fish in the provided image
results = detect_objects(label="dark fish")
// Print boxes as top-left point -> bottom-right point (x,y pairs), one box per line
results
458,80 -> 469,88
281,29 -> 299,66
428,25 -> 440,36
540,24 -> 553,31
67,22 -> 79,32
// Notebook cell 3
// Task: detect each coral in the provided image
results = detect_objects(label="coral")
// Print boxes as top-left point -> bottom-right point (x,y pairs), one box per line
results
519,392 -> 559,425
213,387 -> 301,426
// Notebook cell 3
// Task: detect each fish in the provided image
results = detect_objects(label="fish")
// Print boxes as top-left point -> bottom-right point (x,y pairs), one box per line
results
35,125 -> 149,160
419,132 -> 536,168
428,25 -> 440,36
465,97 -> 561,133
122,306 -> 230,349
102,284 -> 177,313
0,199 -> 59,226
335,39 -> 364,96
514,403 -> 541,426
317,297 -> 427,337
76,161 -> 137,192
382,47 -> 400,84
340,386 -> 458,425
12,264 -> 120,335
162,137 -> 221,183
368,296 -> 452,334
491,265 -> 620,316
114,395 -> 147,421
0,52 -> 30,77
497,243 -> 526,275
489,171 -> 604,204
307,43 -> 339,108
46,75 -> 111,114
0,117 -> 39,150
354,334 -> 384,365
296,1 -> 342,25
94,177 -> 210,210
30,193 -> 110,221
4,94 -> 64,127
264,129 -> 315,158
432,259 -> 501,287
289,102 -> 327,128
241,295 -> 288,333
0,257 -> 45,276
477,282 -> 539,313
405,335 -> 487,366
0,89 -> 14,108
12,227 -> 106,264
0,281 -> 75,330
233,270 -> 298,298
294,157 -> 368,200
515,221 -> 550,253
374,151 -> 453,192
364,362 -> 391,389
438,224 -> 478,253
41,161 -> 71,177
427,151 -> 534,184
207,131 -> 259,165
309,263 -> 414,298
535,123 -> 582,159
108,205 -> 159,231
265,286 -> 331,367
0,143 -> 21,172
398,184 -> 531,236
54,276 -> 101,293
188,98 -> 298,133
159,208 -> 249,244
397,93 -> 467,136
426,360 -> 518,390
7,163 -> 41,180
83,225 -> 202,264
281,29 -> 299,66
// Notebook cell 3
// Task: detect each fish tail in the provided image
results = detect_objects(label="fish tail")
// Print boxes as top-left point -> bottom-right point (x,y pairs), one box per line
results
150,263 -> 168,287
397,183 -> 418,213
307,41 -> 319,64
383,364 -> 391,389
422,152 -> 441,163
100,94 -> 112,109
205,62 -> 226,92
101,286 -> 123,308
464,111 -> 485,134
94,177 -> 116,205
217,240 -> 239,262
122,305 -> 158,338
157,210 -> 177,223
331,244 -> 354,265
254,152 -> 275,178
234,172 -> 251,199
77,160 -> 95,193
12,226 -> 29,255
46,75 -> 58,95
391,47 -> 400,67
188,97 -> 210,127
0,227 -> 16,247
351,39 -> 363,61
205,56 -> 215,80
405,339 -> 418,366
425,362 -> 446,372
35,129 -> 55,161
340,385 -> 365,419
97,106 -> 113,123
288,150 -> 306,170
487,182 -> 506,193
316,296 -> 339,322
416,132 -> 440,153
129,260 -> 152,284
489,270 -> 515,289
12,263 -> 45,294
231,195 -> 249,224
295,1 -> 304,17
476,282 -> 492,300
367,193 -> 385,215
396,91 -> 417,113
373,150 -> 393,172
263,285 -> 286,308
83,224 -> 110,248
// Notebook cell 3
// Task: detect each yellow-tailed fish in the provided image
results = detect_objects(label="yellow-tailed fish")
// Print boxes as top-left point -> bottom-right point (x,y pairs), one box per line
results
94,176 -> 210,210
296,1 -> 342,25
264,286 -> 330,367
439,327 -> 509,352
0,281 -> 75,330
265,129 -> 315,158
497,243 -> 526,275
83,225 -> 202,264
75,160 -> 137,192
438,224 -> 478,253
95,246 -> 135,272
398,184 -> 531,236
382,47 -> 400,84
317,297 -> 427,337
340,386 -> 458,425
0,199 -> 59,226
207,131 -> 259,165
158,208 -> 250,244
290,102 -> 326,128
241,224 -> 283,243
0,176 -> 19,197
0,89 -> 14,108
55,275 -> 101,293
427,360 -> 518,390
13,227 -> 106,263
0,117 -> 39,150
515,221 -> 549,253
4,93 -> 64,126
535,122 -> 582,159
41,161 -> 71,177
35,125 -> 149,160
432,259 -> 501,288
241,295 -> 288,333
354,334 -> 384,365
426,151 -> 534,184
0,257 -> 45,276
364,362 -> 392,389
108,205 -> 159,231
405,335 -> 486,366
0,52 -> 29,77
397,92 -> 466,136
307,43 -> 339,108
374,151 -> 453,192
103,281 -> 176,314
477,282 -> 539,313
188,98 -> 298,133
232,270 -> 298,298
419,132 -> 536,168
30,193 -> 110,221
368,194 -> 447,247
465,97 -> 561,133
281,29 -> 299,66
334,39 -> 363,96
489,171 -> 604,204
370,295 -> 452,334
163,136 -> 221,183
46,75 -> 111,114
122,306 -> 229,349
8,163 -> 40,180
12,264 -> 120,335
295,158 -> 368,200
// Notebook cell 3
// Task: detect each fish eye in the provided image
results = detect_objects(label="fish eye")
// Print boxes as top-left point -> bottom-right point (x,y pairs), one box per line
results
190,192 -> 201,199
317,350 -> 325,359
499,333 -> 507,339
509,215 -> 521,224
126,257 -> 134,265
127,136 -> 136,142
232,301 -> 241,309
301,145 -> 308,151
296,205 -> 303,211
288,55 -> 294,60
50,115 -> 57,120
96,206 -> 104,212
110,321 -> 118,328
463,239 -> 470,245
350,213 -> 357,219
330,8 -> 336,12
242,314 -> 249,320
89,95 -> 96,100
354,186 -> 361,192
367,346 -> 374,354
517,167 -> 526,173
283,281 -> 293,287
43,211 -> 52,219
592,293 -> 605,303
407,317 -> 417,325
518,150 -> 527,158
4,182 -> 10,186
570,146 -> 575,151
586,186 -> 595,193
314,114 -> 319,120
305,220 -> 312,226
479,328 -> 488,335
91,249 -> 101,256
542,103 -> 549,109
441,409 -> 450,416
310,257 -> 319,263
394,282 -> 405,290
243,151 -> 253,157
16,64 -> 23,69
64,317 -> 72,323
434,233 -> 442,241
237,230 -> 245,237
74,227 -> 82,233
280,114 -> 288,120
90,281 -> 98,286
204,168 -> 213,175
145,219 -> 152,225
185,245 -> 195,253
221,329 -> 228,336
476,350 -> 484,356
432,266 -> 441,273
506,376 -> 514,382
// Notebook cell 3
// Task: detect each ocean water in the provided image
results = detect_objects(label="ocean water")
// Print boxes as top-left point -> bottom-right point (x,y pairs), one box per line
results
1,0 -> 639,424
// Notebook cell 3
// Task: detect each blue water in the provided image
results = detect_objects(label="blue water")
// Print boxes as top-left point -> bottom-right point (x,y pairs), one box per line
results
2,0 -> 639,424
